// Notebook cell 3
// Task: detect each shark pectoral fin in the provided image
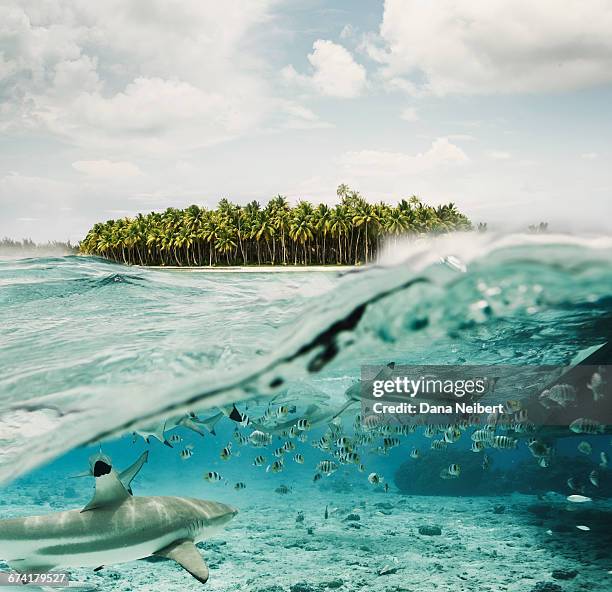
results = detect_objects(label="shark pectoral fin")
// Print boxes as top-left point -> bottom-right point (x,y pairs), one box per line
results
154,540 -> 209,584
192,411 -> 223,435
69,470 -> 92,479
118,451 -> 149,493
180,418 -> 208,437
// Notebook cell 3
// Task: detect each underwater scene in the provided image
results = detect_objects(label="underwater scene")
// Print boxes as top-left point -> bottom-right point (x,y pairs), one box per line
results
1,233 -> 612,592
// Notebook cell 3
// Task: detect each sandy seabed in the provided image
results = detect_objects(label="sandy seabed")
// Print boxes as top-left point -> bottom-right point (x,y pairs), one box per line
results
1,482 -> 611,592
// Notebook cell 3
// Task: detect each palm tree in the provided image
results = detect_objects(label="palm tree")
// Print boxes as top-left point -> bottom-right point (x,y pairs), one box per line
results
352,201 -> 380,264
328,205 -> 350,264
289,201 -> 314,264
269,196 -> 290,265
313,203 -> 331,264
215,225 -> 237,265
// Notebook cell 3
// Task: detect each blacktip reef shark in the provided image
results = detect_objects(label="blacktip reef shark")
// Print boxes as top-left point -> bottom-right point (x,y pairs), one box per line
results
247,376 -> 370,436
133,411 -> 224,445
0,453 -> 238,585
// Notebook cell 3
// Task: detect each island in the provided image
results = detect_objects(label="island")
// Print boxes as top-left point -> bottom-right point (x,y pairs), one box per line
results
79,185 -> 472,267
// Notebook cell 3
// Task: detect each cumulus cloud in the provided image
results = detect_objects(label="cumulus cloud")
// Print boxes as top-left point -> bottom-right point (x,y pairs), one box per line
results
282,40 -> 367,98
0,0 -> 277,152
46,77 -> 259,152
72,160 -> 143,177
366,0 -> 612,95
339,138 -> 469,177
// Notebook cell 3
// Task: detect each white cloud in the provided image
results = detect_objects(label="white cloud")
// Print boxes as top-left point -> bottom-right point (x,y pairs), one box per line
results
488,150 -> 512,160
339,137 -> 469,177
0,0 -> 279,152
276,100 -> 334,130
49,77 -> 258,153
340,24 -> 355,40
367,0 -> 612,95
581,152 -> 598,160
282,40 -> 367,98
400,107 -> 419,122
72,160 -> 143,178
447,134 -> 476,142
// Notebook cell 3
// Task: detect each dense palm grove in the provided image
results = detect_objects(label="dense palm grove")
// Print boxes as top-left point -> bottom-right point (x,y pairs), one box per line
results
80,186 -> 472,266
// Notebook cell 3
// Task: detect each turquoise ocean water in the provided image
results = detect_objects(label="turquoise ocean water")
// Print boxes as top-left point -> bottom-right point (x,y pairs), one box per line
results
1,233 -> 611,591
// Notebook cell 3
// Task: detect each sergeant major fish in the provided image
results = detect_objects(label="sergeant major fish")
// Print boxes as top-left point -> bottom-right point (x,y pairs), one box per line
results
204,471 -> 224,483
570,418 -> 605,434
317,460 -> 338,476
368,473 -> 383,485
180,448 -> 193,460
253,455 -> 266,467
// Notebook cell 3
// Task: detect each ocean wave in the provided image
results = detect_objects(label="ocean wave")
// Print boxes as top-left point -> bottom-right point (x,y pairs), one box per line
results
0,233 -> 611,483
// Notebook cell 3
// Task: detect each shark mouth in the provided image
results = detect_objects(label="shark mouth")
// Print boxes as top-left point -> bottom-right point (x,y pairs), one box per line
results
93,461 -> 112,477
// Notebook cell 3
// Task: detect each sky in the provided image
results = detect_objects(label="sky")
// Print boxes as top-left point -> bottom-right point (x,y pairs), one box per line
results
1,0 -> 611,242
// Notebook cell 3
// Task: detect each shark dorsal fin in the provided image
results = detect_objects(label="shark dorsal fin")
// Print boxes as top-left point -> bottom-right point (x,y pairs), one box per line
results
154,539 -> 209,584
81,471 -> 130,512
118,451 -> 149,495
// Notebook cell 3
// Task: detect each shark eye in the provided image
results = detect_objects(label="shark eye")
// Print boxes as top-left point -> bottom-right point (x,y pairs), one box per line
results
93,460 -> 112,477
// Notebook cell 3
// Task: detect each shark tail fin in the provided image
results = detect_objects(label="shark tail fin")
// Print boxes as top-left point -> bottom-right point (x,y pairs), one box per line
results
154,539 -> 209,584
228,404 -> 244,423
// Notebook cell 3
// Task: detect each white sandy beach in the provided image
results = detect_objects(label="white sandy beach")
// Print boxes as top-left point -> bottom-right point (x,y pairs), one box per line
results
145,265 -> 359,273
